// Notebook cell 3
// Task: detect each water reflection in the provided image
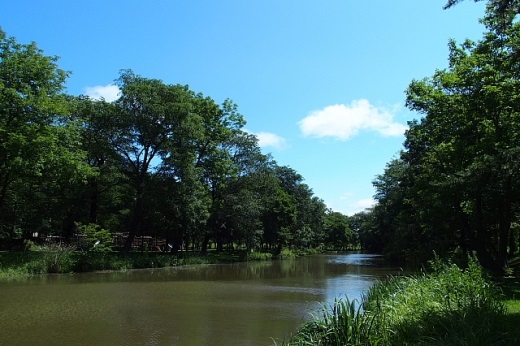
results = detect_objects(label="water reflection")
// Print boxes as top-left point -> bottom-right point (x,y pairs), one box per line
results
0,252 -> 402,346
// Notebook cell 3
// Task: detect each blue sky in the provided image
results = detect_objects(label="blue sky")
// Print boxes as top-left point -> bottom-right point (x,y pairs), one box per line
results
1,1 -> 487,215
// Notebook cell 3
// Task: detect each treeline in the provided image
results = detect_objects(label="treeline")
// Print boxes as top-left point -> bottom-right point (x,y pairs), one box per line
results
354,2 -> 520,272
0,29 -> 356,253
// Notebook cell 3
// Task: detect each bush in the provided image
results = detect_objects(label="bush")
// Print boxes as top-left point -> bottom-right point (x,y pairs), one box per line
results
76,223 -> 113,252
278,248 -> 297,259
24,244 -> 76,274
246,251 -> 273,261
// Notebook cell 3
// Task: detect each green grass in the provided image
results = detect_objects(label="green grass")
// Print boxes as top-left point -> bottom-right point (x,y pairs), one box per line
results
279,257 -> 516,345
498,279 -> 520,343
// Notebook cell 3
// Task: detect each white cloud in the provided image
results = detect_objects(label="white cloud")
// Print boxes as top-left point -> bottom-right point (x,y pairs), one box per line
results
84,84 -> 120,102
299,99 -> 407,140
338,198 -> 376,216
252,131 -> 287,150
353,198 -> 376,212
329,195 -> 376,216
327,193 -> 377,216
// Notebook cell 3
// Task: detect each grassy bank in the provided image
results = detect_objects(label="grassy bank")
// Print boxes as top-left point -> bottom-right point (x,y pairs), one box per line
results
0,246 -> 278,280
0,245 -> 324,280
279,257 -> 518,345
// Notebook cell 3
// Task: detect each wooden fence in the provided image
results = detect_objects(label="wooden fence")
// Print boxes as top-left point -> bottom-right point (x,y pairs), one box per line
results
40,233 -> 168,252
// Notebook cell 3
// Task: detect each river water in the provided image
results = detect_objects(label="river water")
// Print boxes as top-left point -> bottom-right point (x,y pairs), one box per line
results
0,252 -> 402,345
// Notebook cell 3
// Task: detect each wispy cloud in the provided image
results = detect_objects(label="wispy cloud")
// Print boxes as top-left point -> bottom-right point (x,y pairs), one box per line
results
246,130 -> 287,150
299,99 -> 407,140
84,84 -> 120,102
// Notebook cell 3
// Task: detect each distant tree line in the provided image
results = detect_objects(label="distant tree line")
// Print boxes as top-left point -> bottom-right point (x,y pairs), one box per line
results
354,3 -> 520,272
0,28 -> 356,253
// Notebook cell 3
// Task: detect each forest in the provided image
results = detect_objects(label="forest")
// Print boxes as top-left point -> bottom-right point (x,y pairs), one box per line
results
2,0 -> 520,278
0,28 -> 355,256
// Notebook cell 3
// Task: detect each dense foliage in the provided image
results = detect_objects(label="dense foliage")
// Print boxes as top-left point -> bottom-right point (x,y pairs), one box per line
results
0,28 -> 355,254
355,4 -> 520,272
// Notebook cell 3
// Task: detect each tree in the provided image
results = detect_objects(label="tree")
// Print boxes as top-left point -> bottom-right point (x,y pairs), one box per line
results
212,132 -> 273,251
323,210 -> 354,250
113,70 -> 193,251
0,28 -> 91,245
349,210 -> 376,251
444,0 -> 519,13
444,1 -> 519,31
258,165 -> 327,251
179,98 -> 251,253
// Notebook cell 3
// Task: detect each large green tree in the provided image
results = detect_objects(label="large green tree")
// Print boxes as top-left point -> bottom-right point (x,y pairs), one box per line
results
323,210 -> 354,250
69,96 -> 129,233
0,29 -> 91,245
112,70 -> 194,251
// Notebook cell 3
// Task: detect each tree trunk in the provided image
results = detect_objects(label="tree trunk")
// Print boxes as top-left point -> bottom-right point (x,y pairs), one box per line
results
0,172 -> 10,213
89,178 -> 99,224
457,204 -> 471,258
123,190 -> 144,252
123,232 -> 136,252
474,193 -> 497,270
200,235 -> 210,255
509,226 -> 518,256
497,179 -> 513,268
63,212 -> 76,242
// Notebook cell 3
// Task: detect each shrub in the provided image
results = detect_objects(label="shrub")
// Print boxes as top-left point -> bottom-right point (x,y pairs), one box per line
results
76,223 -> 113,252
24,244 -> 76,274
279,248 -> 297,259
246,251 -> 273,261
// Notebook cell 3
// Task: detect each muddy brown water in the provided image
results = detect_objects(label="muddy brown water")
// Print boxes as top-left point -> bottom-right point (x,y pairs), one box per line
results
0,252 -> 403,345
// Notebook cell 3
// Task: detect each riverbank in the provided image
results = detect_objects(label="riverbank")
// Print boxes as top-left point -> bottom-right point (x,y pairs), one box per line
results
0,246 -> 313,280
278,257 -> 520,345
0,249 -> 243,280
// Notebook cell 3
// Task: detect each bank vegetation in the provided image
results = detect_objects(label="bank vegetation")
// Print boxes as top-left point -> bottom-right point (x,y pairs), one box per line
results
279,256 -> 520,345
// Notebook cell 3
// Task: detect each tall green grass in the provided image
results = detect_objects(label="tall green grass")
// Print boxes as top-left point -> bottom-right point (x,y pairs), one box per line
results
278,298 -> 374,346
279,256 -> 513,345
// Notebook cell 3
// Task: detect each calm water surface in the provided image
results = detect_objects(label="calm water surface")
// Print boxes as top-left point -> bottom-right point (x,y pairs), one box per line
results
0,252 -> 402,345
